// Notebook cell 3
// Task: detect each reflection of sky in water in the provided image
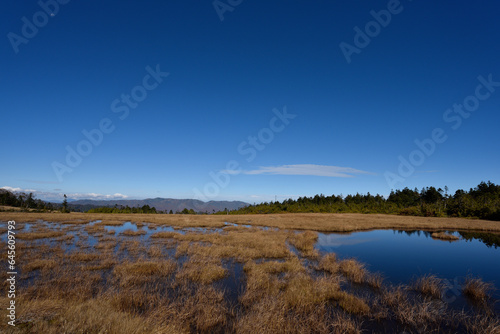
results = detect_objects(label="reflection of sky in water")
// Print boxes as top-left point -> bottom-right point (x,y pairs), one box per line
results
315,229 -> 500,309
104,222 -> 181,236
103,222 -> 224,236
316,233 -> 374,249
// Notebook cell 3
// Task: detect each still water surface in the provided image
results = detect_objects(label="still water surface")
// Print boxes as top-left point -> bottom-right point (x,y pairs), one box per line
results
316,229 -> 500,305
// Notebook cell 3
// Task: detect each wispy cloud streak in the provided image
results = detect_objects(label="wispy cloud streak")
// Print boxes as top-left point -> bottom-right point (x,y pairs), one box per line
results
223,164 -> 373,178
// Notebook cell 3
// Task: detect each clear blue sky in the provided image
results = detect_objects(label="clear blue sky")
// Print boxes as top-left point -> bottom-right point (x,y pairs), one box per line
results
1,0 -> 499,203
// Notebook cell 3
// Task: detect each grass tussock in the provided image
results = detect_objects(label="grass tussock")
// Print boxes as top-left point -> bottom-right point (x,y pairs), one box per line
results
461,311 -> 500,334
339,258 -> 366,284
381,286 -> 448,329
241,257 -> 305,305
431,231 -> 460,241
68,252 -> 101,262
463,276 -> 495,301
176,256 -> 227,284
85,224 -> 106,234
283,273 -> 341,310
318,253 -> 338,273
412,274 -> 445,299
16,230 -> 65,240
147,245 -> 163,257
365,272 -> 384,289
333,291 -> 370,315
287,230 -> 319,258
151,231 -> 180,239
95,241 -> 117,251
113,260 -> 176,286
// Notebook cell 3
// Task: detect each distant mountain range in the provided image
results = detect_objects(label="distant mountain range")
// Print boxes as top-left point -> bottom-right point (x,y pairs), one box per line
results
68,197 -> 249,213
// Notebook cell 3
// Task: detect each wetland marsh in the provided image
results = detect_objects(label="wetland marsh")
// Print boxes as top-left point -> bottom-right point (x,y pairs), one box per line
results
0,213 -> 499,333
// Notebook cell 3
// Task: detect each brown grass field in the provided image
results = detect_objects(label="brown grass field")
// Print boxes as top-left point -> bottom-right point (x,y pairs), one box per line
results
2,211 -> 500,232
0,212 -> 498,333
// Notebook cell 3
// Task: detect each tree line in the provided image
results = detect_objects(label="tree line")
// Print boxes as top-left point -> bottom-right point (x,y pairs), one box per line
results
2,181 -> 499,220
0,189 -> 56,211
225,181 -> 500,221
87,205 -> 158,214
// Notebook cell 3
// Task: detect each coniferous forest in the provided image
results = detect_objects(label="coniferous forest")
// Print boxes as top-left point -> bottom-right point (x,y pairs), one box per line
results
226,181 -> 500,221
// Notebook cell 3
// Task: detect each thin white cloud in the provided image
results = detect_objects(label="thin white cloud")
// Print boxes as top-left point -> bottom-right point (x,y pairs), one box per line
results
1,186 -> 128,202
1,186 -> 36,193
222,164 -> 373,178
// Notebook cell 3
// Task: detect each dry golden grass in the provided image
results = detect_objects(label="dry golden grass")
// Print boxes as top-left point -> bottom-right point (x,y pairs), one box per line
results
1,212 -> 499,333
330,311 -> 364,334
0,298 -> 153,334
461,311 -> 500,334
463,276 -> 495,301
318,253 -> 338,274
431,231 -> 460,241
55,233 -> 74,242
147,244 -> 163,257
320,254 -> 381,288
3,212 -> 500,233
283,273 -> 340,310
241,257 -> 304,306
95,242 -> 116,252
235,297 -> 334,334
85,258 -> 117,271
151,231 -> 180,239
365,272 -> 384,289
119,239 -> 147,257
84,223 -> 106,234
174,229 -> 291,261
23,259 -> 57,272
68,252 -> 101,262
223,225 -> 254,232
333,291 -> 370,315
153,284 -> 229,333
113,260 -> 176,287
16,230 -> 65,240
381,285 -> 448,330
176,256 -> 227,284
287,230 -> 319,257
412,274 -> 445,299
339,259 -> 366,284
